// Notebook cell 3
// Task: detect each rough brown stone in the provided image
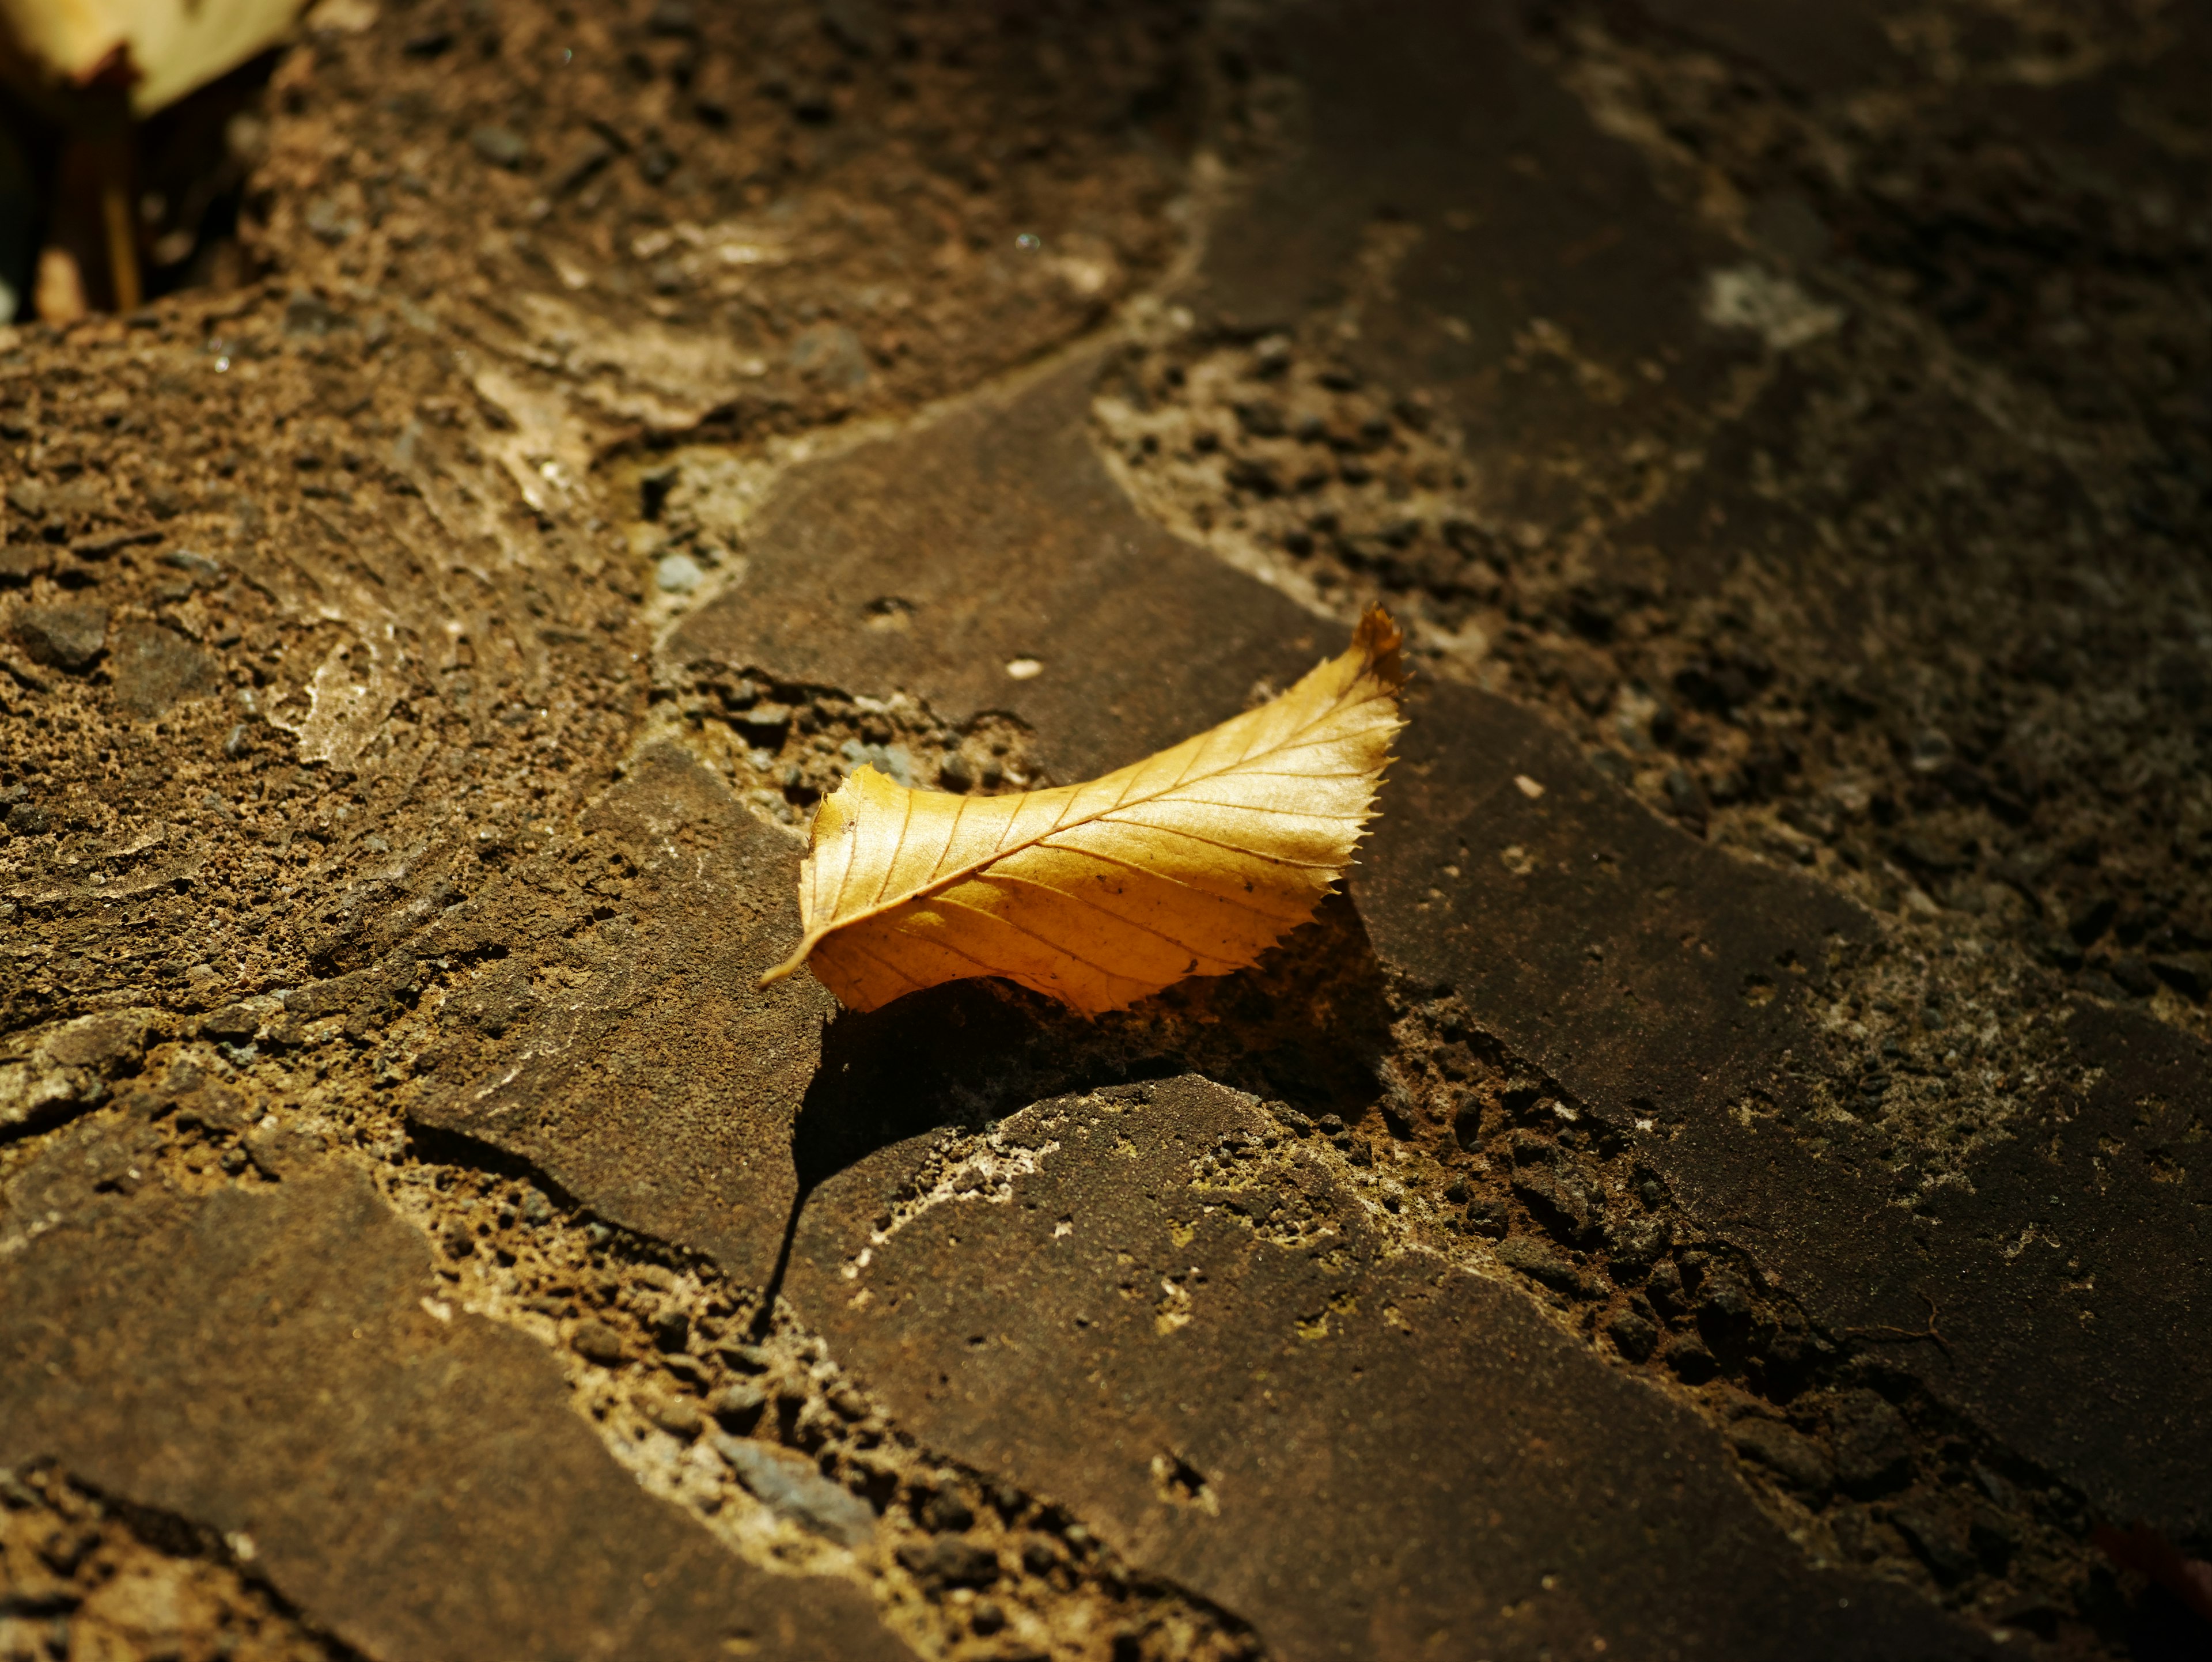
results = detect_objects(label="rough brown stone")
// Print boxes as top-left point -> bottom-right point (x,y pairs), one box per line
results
1190,0 -> 1744,528
6,0 -> 2209,1649
0,1135 -> 910,1661
786,1076 -> 1992,1661
666,354 -> 1332,788
109,620 -> 225,720
11,602 -> 108,671
687,333 -> 2209,1544
408,743 -> 832,1287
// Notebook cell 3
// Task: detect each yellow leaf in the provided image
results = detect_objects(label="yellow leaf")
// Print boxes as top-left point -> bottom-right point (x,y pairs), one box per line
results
760,606 -> 1408,1015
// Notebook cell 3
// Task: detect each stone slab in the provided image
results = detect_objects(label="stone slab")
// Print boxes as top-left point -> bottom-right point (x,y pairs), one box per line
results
408,742 -> 834,1287
1189,0 -> 1747,527
1902,1002 -> 2211,1535
1373,688 -> 2212,1540
1365,679 -> 1870,1126
665,355 -> 1335,788
787,1076 -> 1995,1662
684,351 -> 2209,1536
0,1126 -> 910,1662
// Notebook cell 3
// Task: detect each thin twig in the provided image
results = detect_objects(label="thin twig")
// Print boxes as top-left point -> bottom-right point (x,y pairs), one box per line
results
1844,1288 -> 1951,1357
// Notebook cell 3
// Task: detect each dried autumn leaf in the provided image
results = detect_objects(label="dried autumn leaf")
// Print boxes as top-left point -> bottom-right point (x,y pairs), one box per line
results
760,605 -> 1407,1015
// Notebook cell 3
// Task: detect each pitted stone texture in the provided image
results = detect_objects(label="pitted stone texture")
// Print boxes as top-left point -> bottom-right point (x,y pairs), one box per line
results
661,340 -> 1855,1163
1191,0 -> 1746,527
0,1134 -> 908,1662
1365,681 -> 1869,1124
787,1076 -> 1992,1662
409,743 -> 832,1285
1637,0 -> 1898,97
1372,693 -> 2212,1538
1887,1003 -> 2212,1539
698,355 -> 2206,1538
110,620 -> 225,720
665,354 -> 1334,787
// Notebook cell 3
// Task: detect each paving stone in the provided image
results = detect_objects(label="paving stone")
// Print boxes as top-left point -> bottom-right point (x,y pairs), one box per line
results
1189,5 -> 2212,1540
408,743 -> 832,1286
786,1076 -> 1993,1661
1187,0 -> 1747,526
1889,1004 -> 2212,1536
691,344 -> 2208,1540
0,1131 -> 910,1662
665,354 -> 1334,786
1375,686 -> 2210,1541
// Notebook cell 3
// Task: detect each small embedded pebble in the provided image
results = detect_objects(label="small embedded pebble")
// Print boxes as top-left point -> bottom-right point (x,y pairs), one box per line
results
896,1536 -> 999,1587
2108,953 -> 2158,998
1726,1418 -> 1833,1496
1464,1197 -> 1509,1239
469,124 -> 528,169
711,1433 -> 876,1547
707,1380 -> 768,1429
919,1486 -> 975,1534
661,1353 -> 710,1387
0,544 -> 53,584
655,552 -> 704,594
1606,1309 -> 1658,1362
11,603 -> 108,671
1496,1233 -> 1584,1296
1664,767 -> 1707,824
641,1394 -> 703,1440
1664,1333 -> 1717,1383
1829,1388 -> 1912,1496
570,1319 -> 626,1366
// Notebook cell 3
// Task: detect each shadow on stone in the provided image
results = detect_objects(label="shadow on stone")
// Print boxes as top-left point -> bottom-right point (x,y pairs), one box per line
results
754,895 -> 1397,1334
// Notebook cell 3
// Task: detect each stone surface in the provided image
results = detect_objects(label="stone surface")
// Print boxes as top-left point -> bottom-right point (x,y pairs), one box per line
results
687,331 -> 2209,1544
6,0 -> 2211,1650
1362,682 -> 1869,1126
10,602 -> 108,671
1184,0 -> 2212,1535
109,621 -> 225,720
1191,0 -> 1744,528
667,354 -> 1333,787
0,1008 -> 161,1135
0,1129 -> 909,1662
1895,1003 -> 2212,1536
786,1076 -> 1992,1661
408,743 -> 832,1286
